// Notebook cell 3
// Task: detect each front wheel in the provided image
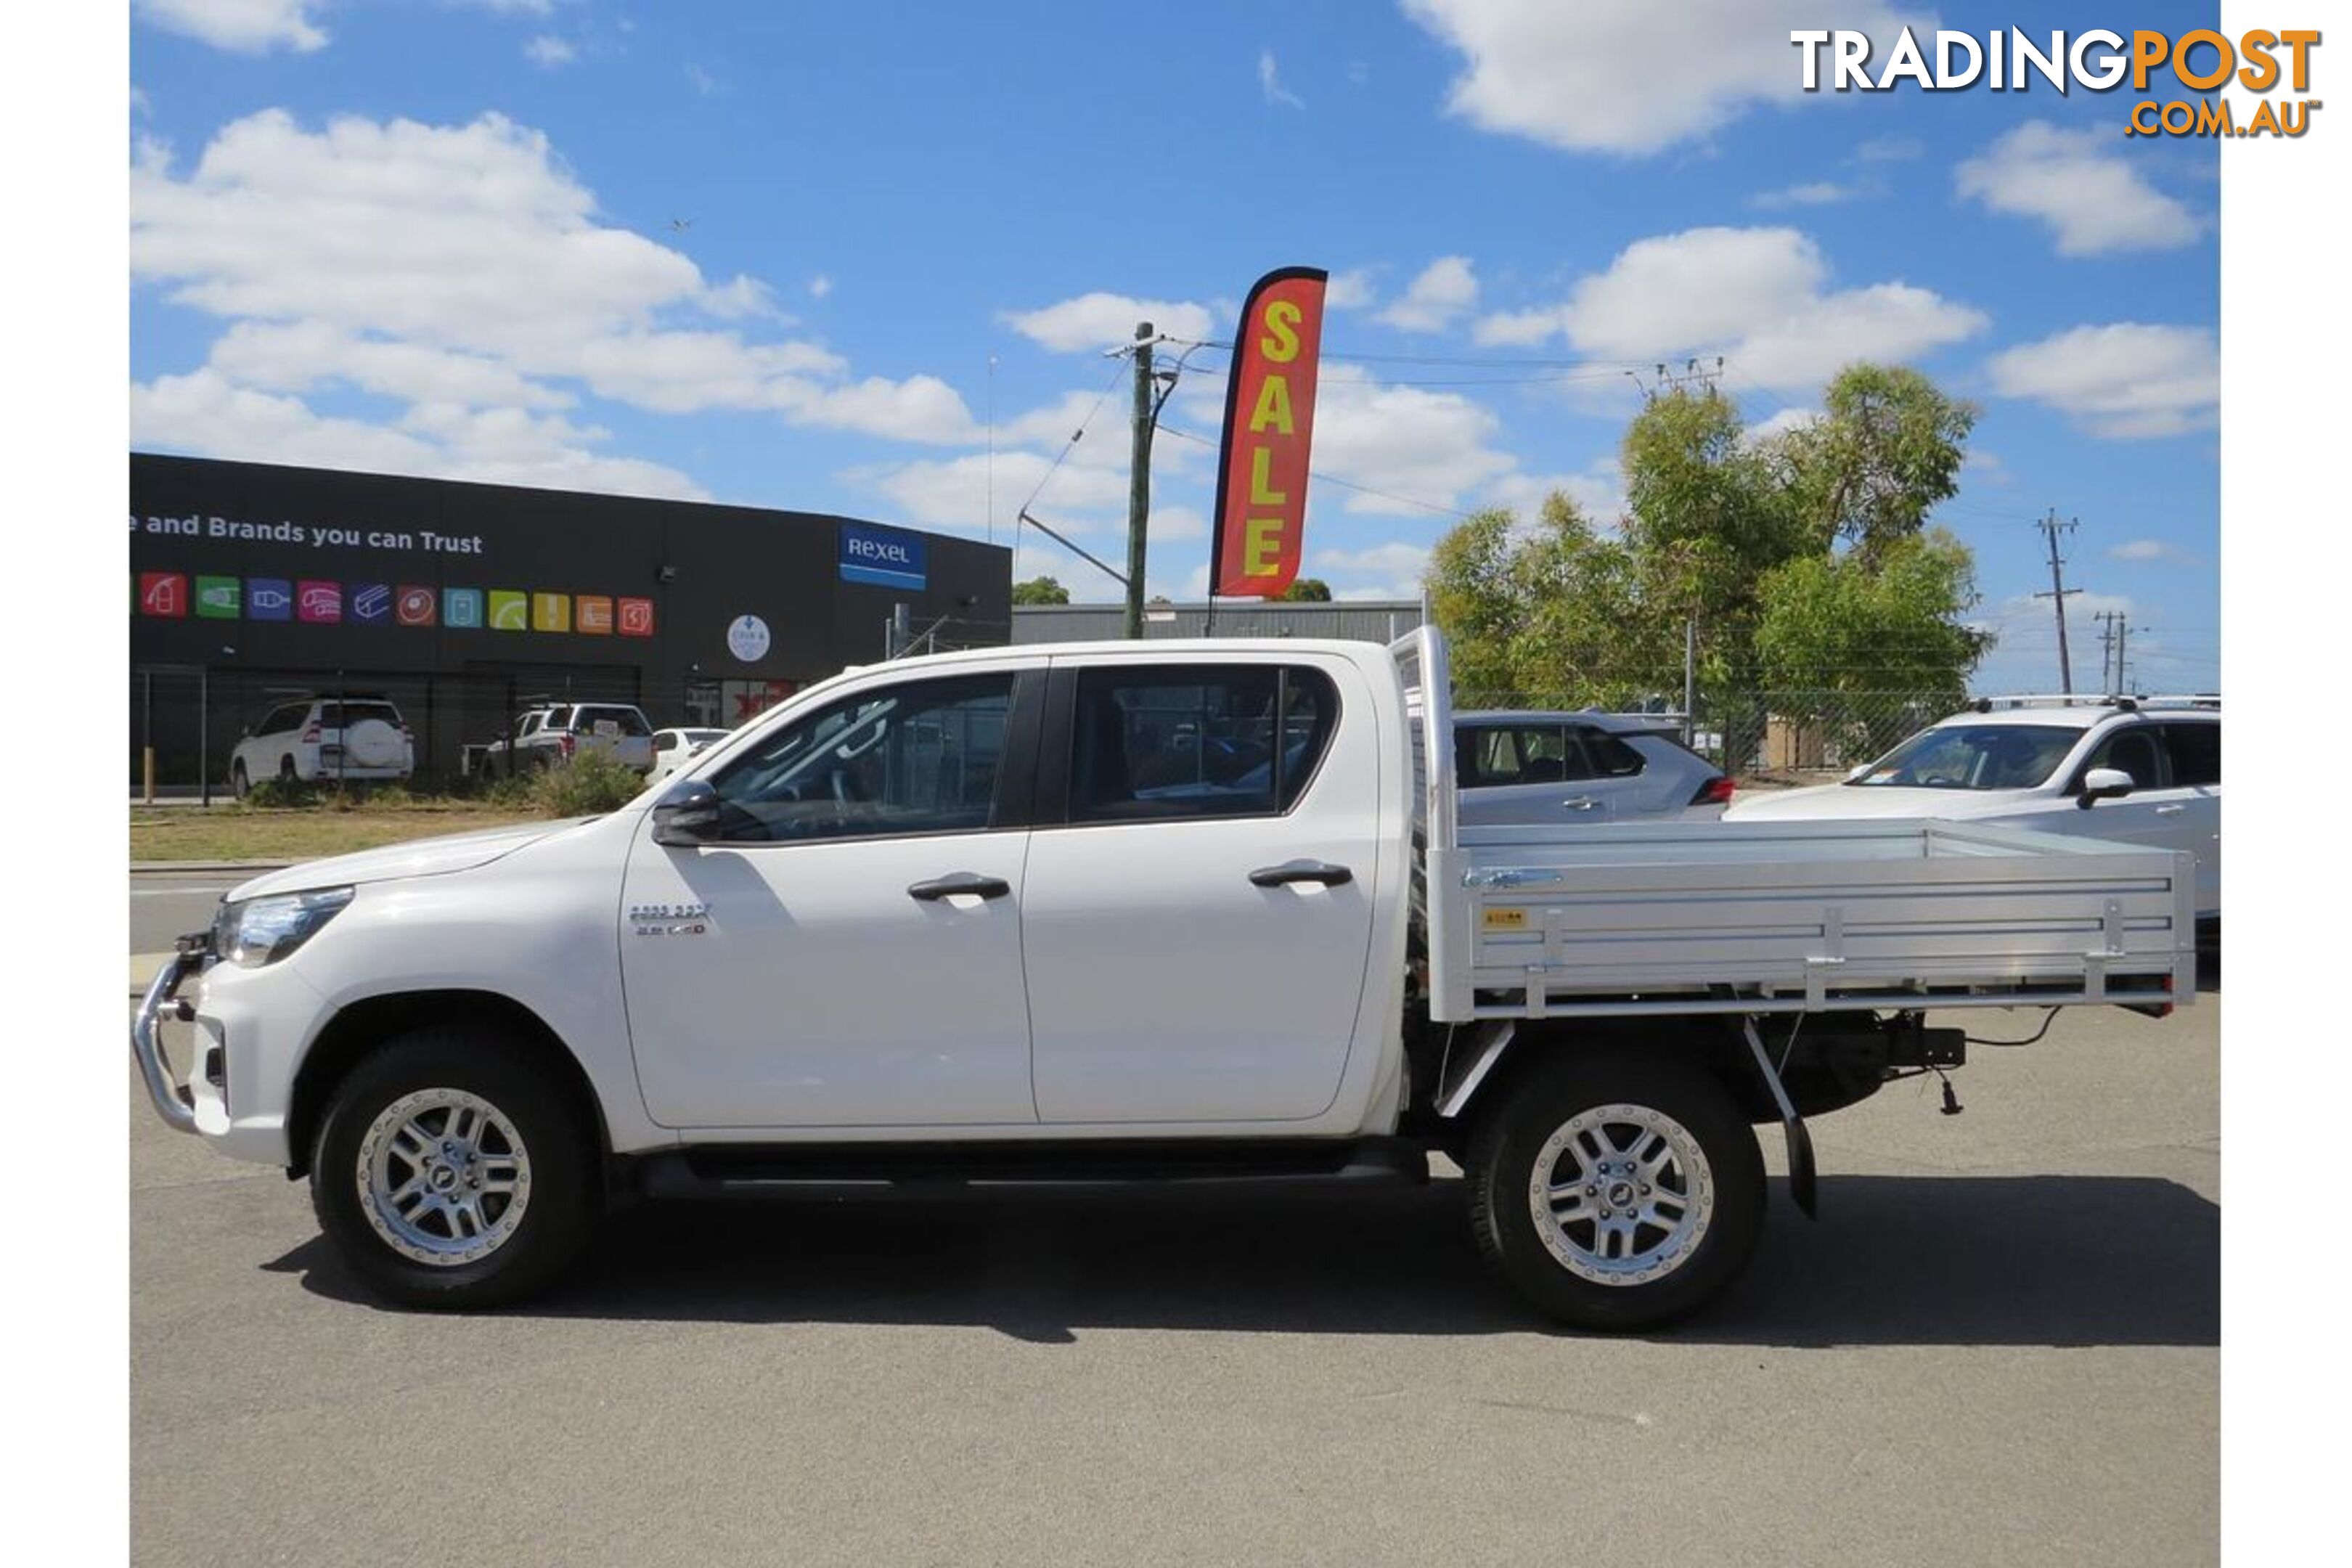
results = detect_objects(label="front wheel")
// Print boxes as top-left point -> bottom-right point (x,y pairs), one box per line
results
1465,1054 -> 1765,1331
310,1029 -> 597,1309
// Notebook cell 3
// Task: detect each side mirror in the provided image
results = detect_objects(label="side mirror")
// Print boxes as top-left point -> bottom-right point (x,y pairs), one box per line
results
651,778 -> 723,846
2076,767 -> 2136,808
1845,763 -> 1871,782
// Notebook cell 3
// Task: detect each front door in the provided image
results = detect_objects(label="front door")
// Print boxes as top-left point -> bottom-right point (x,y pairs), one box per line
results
1019,658 -> 1382,1124
620,669 -> 1039,1130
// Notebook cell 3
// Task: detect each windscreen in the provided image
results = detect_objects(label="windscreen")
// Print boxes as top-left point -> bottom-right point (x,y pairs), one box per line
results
1850,724 -> 2078,791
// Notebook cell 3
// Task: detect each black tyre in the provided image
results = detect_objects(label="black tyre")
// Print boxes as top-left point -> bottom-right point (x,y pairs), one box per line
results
310,1028 -> 598,1309
278,757 -> 298,784
230,760 -> 249,799
1465,1053 -> 1765,1332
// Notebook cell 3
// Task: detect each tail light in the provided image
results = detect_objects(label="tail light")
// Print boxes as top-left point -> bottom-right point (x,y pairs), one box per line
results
559,733 -> 576,760
301,723 -> 321,743
1691,776 -> 1736,806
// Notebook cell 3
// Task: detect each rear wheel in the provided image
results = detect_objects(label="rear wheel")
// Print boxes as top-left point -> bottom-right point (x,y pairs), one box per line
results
230,760 -> 249,799
1466,1053 -> 1764,1331
310,1029 -> 597,1309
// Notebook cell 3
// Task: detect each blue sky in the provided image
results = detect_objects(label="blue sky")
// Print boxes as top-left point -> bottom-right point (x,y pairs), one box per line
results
128,0 -> 2221,691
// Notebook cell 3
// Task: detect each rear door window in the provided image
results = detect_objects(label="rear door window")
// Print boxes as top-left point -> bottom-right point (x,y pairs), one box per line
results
1068,665 -> 1336,822
1574,727 -> 1646,778
2163,721 -> 2221,786
1458,724 -> 1580,786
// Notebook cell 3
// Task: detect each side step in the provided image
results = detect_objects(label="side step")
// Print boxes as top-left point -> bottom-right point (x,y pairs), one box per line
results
634,1137 -> 1431,1200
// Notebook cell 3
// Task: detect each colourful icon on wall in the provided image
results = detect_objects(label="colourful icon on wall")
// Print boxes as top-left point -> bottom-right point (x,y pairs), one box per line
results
139,572 -> 188,618
248,579 -> 293,621
297,581 -> 343,624
487,590 -> 528,631
195,576 -> 241,618
444,587 -> 483,629
351,583 -> 393,626
396,586 -> 437,627
531,592 -> 571,633
575,595 -> 613,635
616,597 -> 656,637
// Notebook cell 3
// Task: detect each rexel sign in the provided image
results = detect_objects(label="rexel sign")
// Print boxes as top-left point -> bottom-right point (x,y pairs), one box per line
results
838,522 -> 928,591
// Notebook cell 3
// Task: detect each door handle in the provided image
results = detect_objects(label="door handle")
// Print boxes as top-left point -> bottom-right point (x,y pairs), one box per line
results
907,873 -> 1012,902
2154,804 -> 2186,815
1562,796 -> 1601,810
1249,860 -> 1354,889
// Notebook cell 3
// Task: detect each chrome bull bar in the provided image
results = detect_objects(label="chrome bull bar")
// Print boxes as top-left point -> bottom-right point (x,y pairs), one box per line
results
131,944 -> 203,1134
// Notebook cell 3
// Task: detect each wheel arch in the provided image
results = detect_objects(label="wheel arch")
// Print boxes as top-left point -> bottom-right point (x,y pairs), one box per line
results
1449,1017 -> 1775,1131
286,989 -> 611,1181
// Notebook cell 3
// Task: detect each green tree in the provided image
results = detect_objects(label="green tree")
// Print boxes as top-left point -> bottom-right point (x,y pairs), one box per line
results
1279,578 -> 1333,602
1772,365 -> 1977,562
1011,575 -> 1070,605
1423,364 -> 1988,743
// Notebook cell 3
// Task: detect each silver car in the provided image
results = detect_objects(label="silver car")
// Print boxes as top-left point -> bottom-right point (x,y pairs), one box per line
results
1453,710 -> 1734,826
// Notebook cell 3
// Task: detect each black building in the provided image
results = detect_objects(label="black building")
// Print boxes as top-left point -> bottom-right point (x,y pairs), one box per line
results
129,453 -> 1010,788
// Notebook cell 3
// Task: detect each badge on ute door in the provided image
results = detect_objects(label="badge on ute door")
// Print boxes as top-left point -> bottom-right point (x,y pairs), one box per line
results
629,902 -> 711,936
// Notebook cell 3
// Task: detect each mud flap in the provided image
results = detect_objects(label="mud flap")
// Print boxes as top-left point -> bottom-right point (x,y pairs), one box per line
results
1741,1017 -> 1818,1220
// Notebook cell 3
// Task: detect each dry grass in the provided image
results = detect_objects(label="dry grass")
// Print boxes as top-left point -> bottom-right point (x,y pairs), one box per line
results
130,804 -> 543,863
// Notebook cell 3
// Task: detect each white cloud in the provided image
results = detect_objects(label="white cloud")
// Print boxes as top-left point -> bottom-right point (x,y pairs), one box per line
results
1956,121 -> 2204,256
523,35 -> 576,70
132,369 -> 709,499
1307,542 -> 1433,599
1402,0 -> 1923,155
1985,323 -> 2218,438
131,109 -> 984,485
1744,407 -> 1821,444
1375,256 -> 1479,333
684,62 -> 724,96
1855,135 -> 1922,162
134,0 -> 326,54
1001,292 -> 1214,352
808,274 -> 833,299
2110,539 -> 2197,565
1325,268 -> 1377,310
1749,179 -> 1866,211
1473,226 -> 1986,390
1259,49 -> 1304,109
1485,461 -> 1626,525
1299,366 -> 1517,514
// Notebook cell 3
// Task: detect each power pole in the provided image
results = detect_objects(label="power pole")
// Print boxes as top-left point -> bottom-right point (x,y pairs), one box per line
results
1124,321 -> 1154,640
2093,610 -> 2122,693
2115,616 -> 2133,695
2033,509 -> 2082,693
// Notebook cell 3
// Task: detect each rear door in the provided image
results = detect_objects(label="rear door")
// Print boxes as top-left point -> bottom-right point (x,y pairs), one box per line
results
2159,719 -> 2221,918
2062,722 -> 2211,910
1456,722 -> 1617,826
1019,656 -> 1381,1123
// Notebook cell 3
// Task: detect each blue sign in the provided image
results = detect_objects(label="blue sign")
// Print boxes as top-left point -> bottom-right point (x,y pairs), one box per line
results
351,582 -> 393,625
248,578 -> 293,621
839,522 -> 928,591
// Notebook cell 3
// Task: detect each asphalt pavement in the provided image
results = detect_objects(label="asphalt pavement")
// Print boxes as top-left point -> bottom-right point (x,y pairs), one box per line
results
129,938 -> 2218,1566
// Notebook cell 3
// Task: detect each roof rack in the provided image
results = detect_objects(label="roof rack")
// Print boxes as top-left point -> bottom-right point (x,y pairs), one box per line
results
1971,693 -> 2220,714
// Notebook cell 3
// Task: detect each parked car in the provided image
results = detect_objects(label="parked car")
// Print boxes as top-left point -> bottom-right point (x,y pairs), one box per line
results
1455,710 -> 1734,826
480,703 -> 658,776
1724,695 -> 2220,938
230,695 -> 413,795
646,727 -> 732,786
135,632 -> 2197,1331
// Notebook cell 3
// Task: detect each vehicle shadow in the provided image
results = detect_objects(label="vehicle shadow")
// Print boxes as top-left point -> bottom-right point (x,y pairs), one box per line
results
272,1171 -> 2218,1349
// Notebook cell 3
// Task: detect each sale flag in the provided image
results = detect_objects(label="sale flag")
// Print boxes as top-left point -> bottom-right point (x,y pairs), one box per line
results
1210,266 -> 1328,599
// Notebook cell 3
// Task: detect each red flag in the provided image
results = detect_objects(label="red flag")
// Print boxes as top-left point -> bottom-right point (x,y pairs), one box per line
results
1210,267 -> 1327,598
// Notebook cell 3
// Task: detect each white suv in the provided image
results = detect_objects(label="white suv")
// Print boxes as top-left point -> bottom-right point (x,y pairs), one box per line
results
231,696 -> 414,794
1725,697 -> 2221,935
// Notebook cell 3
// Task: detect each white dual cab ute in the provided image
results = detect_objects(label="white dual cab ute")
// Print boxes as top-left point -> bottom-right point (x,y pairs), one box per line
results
135,631 -> 2198,1330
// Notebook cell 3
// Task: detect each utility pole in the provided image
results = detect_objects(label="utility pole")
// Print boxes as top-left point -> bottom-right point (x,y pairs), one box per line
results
1124,321 -> 1154,640
2093,611 -> 2122,693
2114,616 -> 2133,695
2033,509 -> 2081,693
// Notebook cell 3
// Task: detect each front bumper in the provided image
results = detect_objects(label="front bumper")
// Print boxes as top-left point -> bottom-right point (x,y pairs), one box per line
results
131,942 -> 204,1133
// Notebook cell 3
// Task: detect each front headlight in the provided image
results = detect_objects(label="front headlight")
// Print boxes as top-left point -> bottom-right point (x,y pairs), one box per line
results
213,886 -> 355,968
